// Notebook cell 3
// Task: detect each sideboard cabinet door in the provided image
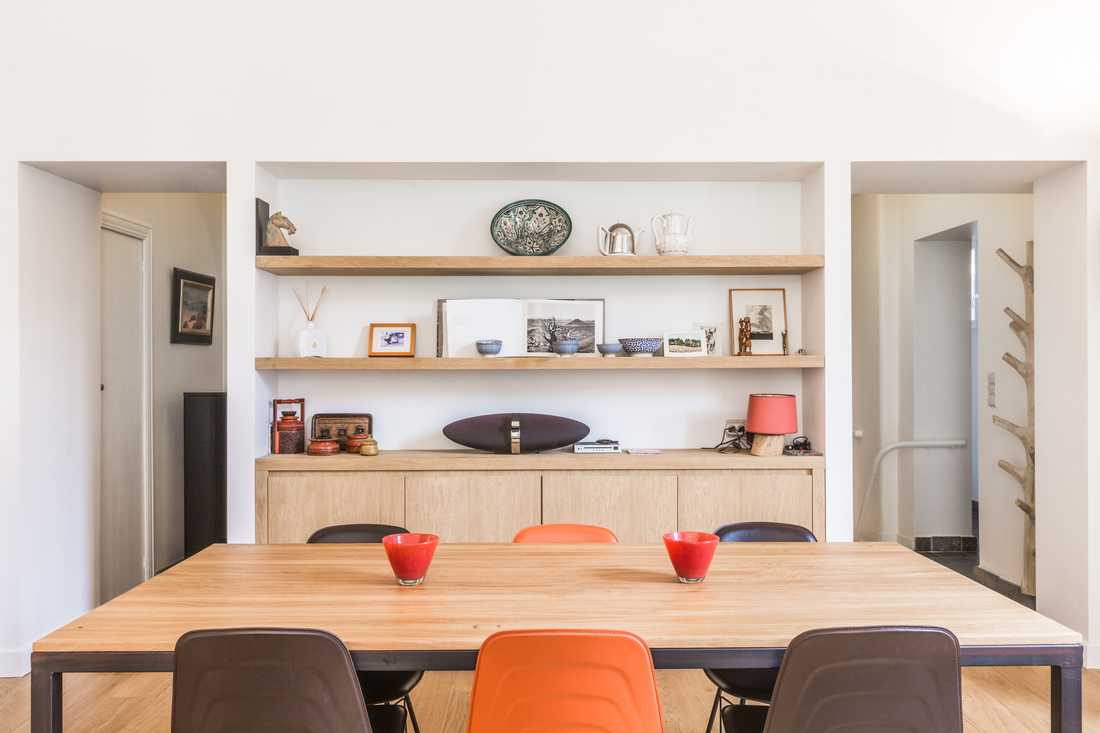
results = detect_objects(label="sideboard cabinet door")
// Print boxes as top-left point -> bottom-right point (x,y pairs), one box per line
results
267,472 -> 405,543
405,471 -> 541,542
541,471 -> 678,544
677,470 -> 815,534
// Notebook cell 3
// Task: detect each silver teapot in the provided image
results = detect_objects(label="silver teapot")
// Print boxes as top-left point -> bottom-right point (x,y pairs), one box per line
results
598,222 -> 639,256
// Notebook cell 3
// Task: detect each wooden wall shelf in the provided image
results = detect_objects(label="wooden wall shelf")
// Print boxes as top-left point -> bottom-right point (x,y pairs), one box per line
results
255,355 -> 824,371
256,448 -> 825,472
255,254 -> 824,277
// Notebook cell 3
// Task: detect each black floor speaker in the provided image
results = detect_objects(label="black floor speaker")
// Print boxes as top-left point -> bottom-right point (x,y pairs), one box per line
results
184,392 -> 227,558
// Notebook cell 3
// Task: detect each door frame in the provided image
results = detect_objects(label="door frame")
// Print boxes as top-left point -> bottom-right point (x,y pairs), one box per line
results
100,211 -> 155,582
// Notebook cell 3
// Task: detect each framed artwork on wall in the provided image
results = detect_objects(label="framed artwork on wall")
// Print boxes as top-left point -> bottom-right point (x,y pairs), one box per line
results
171,268 -> 216,345
663,329 -> 706,357
728,288 -> 788,355
369,322 -> 416,357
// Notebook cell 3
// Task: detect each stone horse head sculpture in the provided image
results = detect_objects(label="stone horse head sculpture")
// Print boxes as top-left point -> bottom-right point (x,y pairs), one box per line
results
265,211 -> 297,247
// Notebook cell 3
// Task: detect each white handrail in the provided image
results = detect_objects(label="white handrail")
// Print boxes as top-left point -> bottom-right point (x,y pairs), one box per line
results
855,439 -> 967,538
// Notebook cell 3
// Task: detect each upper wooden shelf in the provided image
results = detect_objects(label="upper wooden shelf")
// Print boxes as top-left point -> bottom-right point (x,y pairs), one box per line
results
256,355 -> 824,371
255,255 -> 824,277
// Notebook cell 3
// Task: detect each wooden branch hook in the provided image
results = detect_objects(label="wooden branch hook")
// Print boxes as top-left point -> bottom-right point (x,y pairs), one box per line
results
993,415 -> 1034,449
997,459 -> 1027,485
1002,306 -> 1032,333
996,247 -> 1034,285
1015,498 -> 1035,519
1002,352 -> 1031,379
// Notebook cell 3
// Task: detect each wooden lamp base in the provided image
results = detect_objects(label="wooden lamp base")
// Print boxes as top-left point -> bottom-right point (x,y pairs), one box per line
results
750,433 -> 785,457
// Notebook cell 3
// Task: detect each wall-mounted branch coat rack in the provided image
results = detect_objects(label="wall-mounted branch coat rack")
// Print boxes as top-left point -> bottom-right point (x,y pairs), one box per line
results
994,240 -> 1035,596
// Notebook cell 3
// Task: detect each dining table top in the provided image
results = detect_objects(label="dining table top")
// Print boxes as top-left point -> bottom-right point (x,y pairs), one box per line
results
34,542 -> 1081,654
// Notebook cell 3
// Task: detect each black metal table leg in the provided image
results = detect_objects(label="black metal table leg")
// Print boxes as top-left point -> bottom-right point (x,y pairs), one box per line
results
1052,662 -> 1083,733
31,660 -> 61,733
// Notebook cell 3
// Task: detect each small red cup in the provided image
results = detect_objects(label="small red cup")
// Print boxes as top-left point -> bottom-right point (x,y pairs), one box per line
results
382,533 -> 439,586
663,531 -> 719,584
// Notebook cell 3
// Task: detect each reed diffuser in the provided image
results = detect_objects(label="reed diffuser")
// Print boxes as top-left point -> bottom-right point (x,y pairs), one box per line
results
295,285 -> 328,357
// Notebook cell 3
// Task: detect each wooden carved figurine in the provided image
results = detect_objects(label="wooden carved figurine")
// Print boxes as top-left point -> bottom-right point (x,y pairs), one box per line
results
265,211 -> 297,247
737,316 -> 753,355
993,241 -> 1035,596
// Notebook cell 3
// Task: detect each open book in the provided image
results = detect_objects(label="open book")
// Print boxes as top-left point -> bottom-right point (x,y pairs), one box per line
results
437,299 -> 605,357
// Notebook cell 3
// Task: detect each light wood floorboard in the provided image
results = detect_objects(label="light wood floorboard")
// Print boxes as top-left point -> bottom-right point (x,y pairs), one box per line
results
1,667 -> 1096,732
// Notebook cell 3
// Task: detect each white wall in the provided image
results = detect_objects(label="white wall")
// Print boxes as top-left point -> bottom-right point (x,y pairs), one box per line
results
100,193 -> 227,570
851,195 -> 1033,588
1033,164 -> 1090,639
3,1 -> 1100,667
262,178 -> 807,451
5,166 -> 101,675
912,239 -> 972,536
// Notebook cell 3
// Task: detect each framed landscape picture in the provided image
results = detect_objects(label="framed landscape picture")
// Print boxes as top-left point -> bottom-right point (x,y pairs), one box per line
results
171,268 -> 215,345
663,329 -> 706,357
728,288 -> 788,355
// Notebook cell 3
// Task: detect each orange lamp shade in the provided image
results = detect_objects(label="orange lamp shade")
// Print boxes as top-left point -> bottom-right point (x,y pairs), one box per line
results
745,393 -> 797,435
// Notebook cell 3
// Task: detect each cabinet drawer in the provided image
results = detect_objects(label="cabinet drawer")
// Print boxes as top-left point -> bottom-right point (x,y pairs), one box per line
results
267,472 -> 405,543
678,470 -> 814,533
405,471 -> 541,542
542,471 -> 677,544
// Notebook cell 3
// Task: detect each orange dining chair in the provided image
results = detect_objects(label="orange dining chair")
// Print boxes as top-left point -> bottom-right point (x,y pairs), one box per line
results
467,629 -> 664,733
512,523 -> 620,544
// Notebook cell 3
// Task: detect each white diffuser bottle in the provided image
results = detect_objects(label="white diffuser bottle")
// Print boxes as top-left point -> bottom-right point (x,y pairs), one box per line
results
298,321 -> 328,357
294,285 -> 328,357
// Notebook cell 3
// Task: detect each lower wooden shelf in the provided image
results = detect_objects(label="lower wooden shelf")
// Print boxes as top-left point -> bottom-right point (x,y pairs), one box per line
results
255,355 -> 824,371
255,448 -> 825,472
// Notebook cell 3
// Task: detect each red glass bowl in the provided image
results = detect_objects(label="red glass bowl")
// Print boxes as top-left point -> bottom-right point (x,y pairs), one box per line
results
382,533 -> 439,586
663,531 -> 719,584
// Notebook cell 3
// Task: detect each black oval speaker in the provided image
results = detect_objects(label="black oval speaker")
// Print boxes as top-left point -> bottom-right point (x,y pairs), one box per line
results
443,413 -> 590,454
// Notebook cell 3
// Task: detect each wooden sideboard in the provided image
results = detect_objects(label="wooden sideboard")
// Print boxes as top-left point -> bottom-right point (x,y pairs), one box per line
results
255,450 -> 826,544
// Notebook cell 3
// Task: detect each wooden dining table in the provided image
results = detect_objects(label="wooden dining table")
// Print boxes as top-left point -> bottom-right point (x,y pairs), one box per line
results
32,542 -> 1083,732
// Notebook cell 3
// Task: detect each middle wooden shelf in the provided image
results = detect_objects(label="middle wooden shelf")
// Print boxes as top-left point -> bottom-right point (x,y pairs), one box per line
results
255,355 -> 824,371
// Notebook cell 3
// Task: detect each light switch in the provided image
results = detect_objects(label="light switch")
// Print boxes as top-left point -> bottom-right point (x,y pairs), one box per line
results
987,372 -> 996,407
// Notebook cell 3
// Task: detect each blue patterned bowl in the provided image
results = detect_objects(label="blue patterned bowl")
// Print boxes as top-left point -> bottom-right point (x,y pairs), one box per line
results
597,343 -> 623,356
618,337 -> 662,356
490,199 -> 572,256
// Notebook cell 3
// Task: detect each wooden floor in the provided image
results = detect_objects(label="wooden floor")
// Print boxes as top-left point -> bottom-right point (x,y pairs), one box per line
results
1,667 -> 1097,732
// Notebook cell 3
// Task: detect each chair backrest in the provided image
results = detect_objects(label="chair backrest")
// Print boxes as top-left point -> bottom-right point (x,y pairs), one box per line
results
171,628 -> 372,733
307,523 -> 409,544
512,523 -> 619,544
764,626 -> 962,733
467,629 -> 663,733
714,521 -> 817,543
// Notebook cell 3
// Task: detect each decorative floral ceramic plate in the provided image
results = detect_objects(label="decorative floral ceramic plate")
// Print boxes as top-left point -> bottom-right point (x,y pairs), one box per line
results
490,199 -> 572,256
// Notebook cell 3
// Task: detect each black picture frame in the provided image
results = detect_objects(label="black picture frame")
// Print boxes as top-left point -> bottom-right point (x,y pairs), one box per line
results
171,268 -> 216,345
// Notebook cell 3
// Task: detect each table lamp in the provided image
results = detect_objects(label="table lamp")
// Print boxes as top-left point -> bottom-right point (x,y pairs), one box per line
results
746,393 -> 797,456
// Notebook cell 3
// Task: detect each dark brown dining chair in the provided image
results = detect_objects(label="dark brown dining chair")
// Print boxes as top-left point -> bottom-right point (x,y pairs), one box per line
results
705,522 -> 817,733
172,627 -> 407,733
721,626 -> 963,733
308,523 -> 423,733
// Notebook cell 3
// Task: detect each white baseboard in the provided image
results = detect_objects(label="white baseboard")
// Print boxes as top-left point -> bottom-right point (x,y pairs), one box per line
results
0,646 -> 30,677
1086,642 -> 1100,670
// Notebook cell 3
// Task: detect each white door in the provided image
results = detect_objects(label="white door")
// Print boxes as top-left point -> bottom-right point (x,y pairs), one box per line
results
99,227 -> 146,603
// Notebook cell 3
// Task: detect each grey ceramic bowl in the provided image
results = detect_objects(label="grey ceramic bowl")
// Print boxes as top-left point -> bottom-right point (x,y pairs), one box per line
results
476,339 -> 503,355
554,339 -> 580,356
597,343 -> 623,356
618,337 -> 662,356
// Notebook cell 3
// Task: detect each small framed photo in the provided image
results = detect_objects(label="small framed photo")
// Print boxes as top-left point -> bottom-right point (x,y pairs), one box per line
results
693,322 -> 721,356
171,268 -> 215,345
368,322 -> 416,357
663,329 -> 706,357
728,288 -> 788,355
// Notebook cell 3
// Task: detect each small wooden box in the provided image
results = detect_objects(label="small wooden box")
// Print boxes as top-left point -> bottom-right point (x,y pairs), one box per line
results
310,413 -> 373,451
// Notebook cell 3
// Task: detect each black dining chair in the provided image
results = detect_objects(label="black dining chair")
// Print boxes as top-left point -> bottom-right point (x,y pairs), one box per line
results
704,522 -> 817,733
172,627 -> 407,733
307,523 -> 423,733
721,626 -> 963,733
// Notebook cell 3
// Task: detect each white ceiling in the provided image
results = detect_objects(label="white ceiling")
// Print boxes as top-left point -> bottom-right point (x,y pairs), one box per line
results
25,161 -> 226,193
258,161 -> 821,182
850,161 -> 1078,194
